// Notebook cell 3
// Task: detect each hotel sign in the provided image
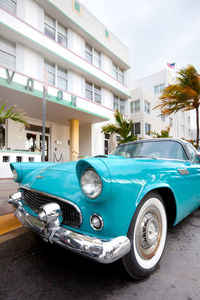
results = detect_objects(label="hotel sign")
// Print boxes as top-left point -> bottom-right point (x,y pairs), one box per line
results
5,68 -> 76,107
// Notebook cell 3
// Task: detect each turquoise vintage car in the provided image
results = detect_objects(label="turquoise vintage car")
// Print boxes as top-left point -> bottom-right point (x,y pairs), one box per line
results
9,138 -> 200,279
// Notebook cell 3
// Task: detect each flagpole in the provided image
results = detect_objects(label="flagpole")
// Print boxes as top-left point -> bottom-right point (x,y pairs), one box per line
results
42,87 -> 46,162
42,66 -> 48,162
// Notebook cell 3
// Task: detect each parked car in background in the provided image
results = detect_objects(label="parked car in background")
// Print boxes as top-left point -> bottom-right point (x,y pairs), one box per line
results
9,138 -> 200,279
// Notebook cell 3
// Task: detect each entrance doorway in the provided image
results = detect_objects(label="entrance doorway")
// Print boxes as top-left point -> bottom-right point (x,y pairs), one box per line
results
25,124 -> 50,161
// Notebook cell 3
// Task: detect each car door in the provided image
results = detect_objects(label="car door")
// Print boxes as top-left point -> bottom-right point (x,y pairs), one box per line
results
183,143 -> 200,209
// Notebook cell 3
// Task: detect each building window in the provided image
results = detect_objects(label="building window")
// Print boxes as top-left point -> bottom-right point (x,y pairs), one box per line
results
85,44 -> 92,64
112,62 -> 125,84
120,101 -> 125,114
44,14 -> 55,40
144,100 -> 150,114
188,116 -> 191,124
85,43 -> 101,68
132,122 -> 140,136
0,37 -> 15,69
93,49 -> 101,68
3,156 -> 10,162
0,0 -> 16,15
113,95 -> 125,114
85,81 -> 93,100
161,115 -> 165,122
0,121 -> 5,149
130,100 -> 140,113
169,117 -> 173,127
154,83 -> 165,94
85,81 -> 101,103
44,60 -> 68,90
16,156 -> 22,162
45,60 -> 55,86
57,67 -> 68,90
113,95 -> 119,111
44,14 -> 68,48
57,23 -> 68,48
145,123 -> 151,135
104,133 -> 110,155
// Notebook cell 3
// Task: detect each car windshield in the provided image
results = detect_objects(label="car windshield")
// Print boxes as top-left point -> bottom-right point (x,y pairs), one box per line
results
113,140 -> 188,160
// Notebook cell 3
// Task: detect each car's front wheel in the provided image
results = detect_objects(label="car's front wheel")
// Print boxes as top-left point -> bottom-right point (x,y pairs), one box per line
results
122,192 -> 167,280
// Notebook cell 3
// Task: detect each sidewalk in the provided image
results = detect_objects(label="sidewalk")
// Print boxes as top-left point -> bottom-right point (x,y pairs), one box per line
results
0,179 -> 22,235
0,179 -> 18,216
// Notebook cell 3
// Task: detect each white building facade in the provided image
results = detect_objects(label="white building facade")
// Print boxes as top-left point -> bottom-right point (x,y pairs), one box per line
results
130,69 -> 192,140
0,0 -> 130,176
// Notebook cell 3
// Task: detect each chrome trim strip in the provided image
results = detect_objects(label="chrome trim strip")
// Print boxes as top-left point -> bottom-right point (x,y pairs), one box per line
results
21,186 -> 83,226
9,195 -> 131,264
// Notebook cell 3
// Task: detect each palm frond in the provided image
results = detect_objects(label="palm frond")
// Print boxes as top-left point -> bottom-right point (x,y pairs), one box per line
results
154,64 -> 200,146
0,102 -> 28,125
101,109 -> 136,144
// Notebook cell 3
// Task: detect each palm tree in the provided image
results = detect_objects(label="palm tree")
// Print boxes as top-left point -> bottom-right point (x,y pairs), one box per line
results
152,126 -> 171,138
101,109 -> 137,144
0,102 -> 28,125
155,65 -> 200,147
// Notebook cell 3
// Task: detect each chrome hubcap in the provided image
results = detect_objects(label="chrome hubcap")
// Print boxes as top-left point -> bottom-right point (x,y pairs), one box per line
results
136,207 -> 162,260
140,213 -> 159,248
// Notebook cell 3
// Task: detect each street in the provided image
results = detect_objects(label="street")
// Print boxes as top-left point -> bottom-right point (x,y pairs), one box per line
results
1,208 -> 200,300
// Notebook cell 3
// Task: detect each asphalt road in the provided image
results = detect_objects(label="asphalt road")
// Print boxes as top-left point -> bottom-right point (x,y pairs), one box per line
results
1,209 -> 200,300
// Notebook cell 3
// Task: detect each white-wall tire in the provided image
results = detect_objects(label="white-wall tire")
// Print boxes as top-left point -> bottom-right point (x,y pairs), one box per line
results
122,192 -> 167,279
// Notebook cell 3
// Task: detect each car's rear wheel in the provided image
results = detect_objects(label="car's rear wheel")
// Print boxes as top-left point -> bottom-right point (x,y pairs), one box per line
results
122,192 -> 167,280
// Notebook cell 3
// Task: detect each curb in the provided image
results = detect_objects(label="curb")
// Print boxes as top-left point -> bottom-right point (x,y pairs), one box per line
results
0,213 -> 22,235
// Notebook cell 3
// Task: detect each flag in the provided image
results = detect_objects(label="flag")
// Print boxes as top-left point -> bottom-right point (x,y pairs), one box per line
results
167,62 -> 175,68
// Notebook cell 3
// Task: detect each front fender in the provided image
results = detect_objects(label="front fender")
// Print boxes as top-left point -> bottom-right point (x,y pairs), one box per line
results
76,158 -> 112,203
10,162 -> 57,183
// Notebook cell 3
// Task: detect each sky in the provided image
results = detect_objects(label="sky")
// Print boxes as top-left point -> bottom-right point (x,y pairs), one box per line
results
80,0 -> 200,82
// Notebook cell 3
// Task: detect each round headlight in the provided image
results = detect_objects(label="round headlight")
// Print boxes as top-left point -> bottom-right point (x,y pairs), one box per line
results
13,169 -> 18,181
81,168 -> 102,199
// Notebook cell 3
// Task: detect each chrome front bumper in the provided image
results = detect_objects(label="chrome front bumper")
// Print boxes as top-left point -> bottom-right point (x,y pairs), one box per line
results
9,193 -> 131,264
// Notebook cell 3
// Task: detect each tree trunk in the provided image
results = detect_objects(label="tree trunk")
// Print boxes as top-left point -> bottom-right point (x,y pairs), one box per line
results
196,106 -> 199,148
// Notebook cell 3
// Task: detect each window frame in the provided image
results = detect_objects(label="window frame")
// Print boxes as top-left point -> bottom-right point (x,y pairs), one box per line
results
44,59 -> 68,90
57,23 -> 68,48
113,95 -> 125,114
44,13 -> 68,48
85,81 -> 101,104
57,66 -> 68,90
144,100 -> 150,114
85,43 -> 101,69
132,122 -> 140,136
145,123 -> 151,136
154,83 -> 165,94
130,100 -> 140,113
0,0 -> 17,15
112,62 -> 125,84
0,37 -> 16,69
44,13 -> 56,40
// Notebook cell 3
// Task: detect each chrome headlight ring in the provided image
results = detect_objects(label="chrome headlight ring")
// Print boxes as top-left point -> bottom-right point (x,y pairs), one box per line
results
90,213 -> 104,231
80,168 -> 102,199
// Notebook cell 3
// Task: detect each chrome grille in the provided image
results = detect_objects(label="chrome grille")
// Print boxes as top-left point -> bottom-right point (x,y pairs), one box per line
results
22,188 -> 81,228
